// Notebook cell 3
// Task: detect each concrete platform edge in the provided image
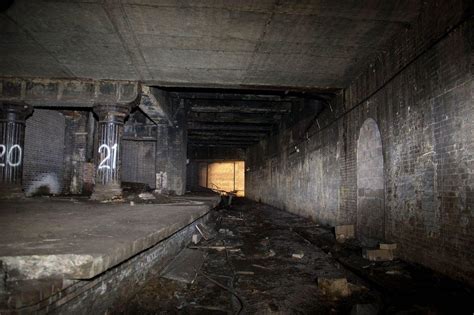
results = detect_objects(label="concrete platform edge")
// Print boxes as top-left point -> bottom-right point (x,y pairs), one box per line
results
1,204 -> 217,313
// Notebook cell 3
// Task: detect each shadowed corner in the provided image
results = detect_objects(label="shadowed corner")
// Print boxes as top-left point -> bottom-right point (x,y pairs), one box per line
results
0,0 -> 14,12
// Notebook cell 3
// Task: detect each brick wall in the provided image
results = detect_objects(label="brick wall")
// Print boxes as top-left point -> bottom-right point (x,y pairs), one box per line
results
122,140 -> 156,188
62,111 -> 89,195
23,109 -> 65,196
155,105 -> 187,195
122,110 -> 157,188
246,0 -> 473,284
166,116 -> 187,195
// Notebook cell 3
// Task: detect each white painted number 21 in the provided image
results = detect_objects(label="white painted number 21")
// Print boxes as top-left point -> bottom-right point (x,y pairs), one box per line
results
0,144 -> 22,167
98,144 -> 118,170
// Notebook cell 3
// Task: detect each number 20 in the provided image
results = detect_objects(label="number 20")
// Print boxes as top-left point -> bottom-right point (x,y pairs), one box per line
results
0,144 -> 22,167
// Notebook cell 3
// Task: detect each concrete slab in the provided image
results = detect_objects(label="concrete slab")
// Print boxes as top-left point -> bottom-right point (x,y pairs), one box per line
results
0,0 -> 423,89
0,194 -> 220,281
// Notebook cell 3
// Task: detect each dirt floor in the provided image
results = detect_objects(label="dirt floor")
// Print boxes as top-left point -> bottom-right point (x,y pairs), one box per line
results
113,198 -> 474,314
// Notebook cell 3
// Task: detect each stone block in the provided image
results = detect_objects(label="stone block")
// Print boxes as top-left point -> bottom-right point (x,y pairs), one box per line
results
1,79 -> 22,98
317,277 -> 351,299
335,224 -> 355,242
160,248 -> 207,284
379,243 -> 397,250
350,303 -> 379,315
363,248 -> 394,261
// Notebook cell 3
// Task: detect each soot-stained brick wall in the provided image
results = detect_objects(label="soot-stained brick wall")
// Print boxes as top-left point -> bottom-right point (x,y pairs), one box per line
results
23,109 -> 65,196
122,105 -> 187,195
122,140 -> 156,188
122,109 -> 157,188
156,104 -> 187,195
246,1 -> 473,284
166,113 -> 187,195
62,110 -> 89,195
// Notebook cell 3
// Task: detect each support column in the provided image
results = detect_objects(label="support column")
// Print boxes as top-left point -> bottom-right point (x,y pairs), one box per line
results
0,102 -> 33,198
154,121 -> 169,194
91,104 -> 131,200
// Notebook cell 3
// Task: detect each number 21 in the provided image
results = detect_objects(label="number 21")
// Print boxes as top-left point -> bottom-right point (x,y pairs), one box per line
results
98,144 -> 117,170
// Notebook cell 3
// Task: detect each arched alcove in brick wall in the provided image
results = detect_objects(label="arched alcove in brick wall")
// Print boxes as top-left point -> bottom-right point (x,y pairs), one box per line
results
357,118 -> 385,246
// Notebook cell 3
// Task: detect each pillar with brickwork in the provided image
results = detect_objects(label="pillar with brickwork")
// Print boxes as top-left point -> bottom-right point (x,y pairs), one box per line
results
0,102 -> 33,198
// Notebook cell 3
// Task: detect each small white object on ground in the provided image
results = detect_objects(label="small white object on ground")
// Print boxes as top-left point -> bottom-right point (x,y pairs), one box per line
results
138,192 -> 156,200
292,252 -> 304,259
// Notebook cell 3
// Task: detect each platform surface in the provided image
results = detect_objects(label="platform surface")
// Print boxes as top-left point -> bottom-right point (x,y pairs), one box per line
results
0,194 -> 220,280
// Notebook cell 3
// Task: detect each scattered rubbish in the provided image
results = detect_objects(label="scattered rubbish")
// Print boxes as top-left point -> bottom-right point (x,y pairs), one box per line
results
260,238 -> 270,246
237,227 -> 252,233
292,252 -> 304,259
195,223 -> 213,240
252,264 -> 271,270
227,194 -> 234,206
188,245 -> 236,252
225,215 -> 244,221
379,243 -> 397,250
385,270 -> 403,276
190,305 -> 228,312
192,234 -> 201,244
347,282 -> 368,293
317,277 -> 351,299
161,248 -> 207,284
228,248 -> 241,253
99,196 -> 124,203
334,225 -> 355,243
266,249 -> 276,257
130,201 -> 135,206
218,228 -> 235,237
350,303 -> 379,315
363,248 -> 394,261
236,271 -> 254,275
138,192 -> 156,200
198,270 -> 244,314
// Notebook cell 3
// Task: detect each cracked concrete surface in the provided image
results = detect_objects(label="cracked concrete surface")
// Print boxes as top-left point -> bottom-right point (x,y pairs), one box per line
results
0,0 -> 422,89
0,194 -> 220,280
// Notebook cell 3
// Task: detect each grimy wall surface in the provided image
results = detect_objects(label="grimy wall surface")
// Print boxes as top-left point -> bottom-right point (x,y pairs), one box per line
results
122,110 -> 157,188
246,1 -> 473,284
23,109 -> 65,196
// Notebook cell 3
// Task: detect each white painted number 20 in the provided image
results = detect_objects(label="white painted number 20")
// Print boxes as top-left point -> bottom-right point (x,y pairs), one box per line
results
0,144 -> 22,167
98,144 -> 118,170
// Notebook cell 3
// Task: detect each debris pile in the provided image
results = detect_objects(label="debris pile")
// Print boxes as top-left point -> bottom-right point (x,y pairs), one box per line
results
334,224 -> 355,243
317,277 -> 351,299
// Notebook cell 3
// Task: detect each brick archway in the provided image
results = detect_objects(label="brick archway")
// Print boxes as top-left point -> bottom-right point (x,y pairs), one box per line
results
357,118 -> 385,246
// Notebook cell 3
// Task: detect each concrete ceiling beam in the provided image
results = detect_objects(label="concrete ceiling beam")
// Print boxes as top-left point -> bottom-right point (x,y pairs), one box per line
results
188,130 -> 268,137
189,143 -> 250,148
187,112 -> 282,124
187,122 -> 273,132
173,91 -> 301,102
189,100 -> 291,113
188,135 -> 262,141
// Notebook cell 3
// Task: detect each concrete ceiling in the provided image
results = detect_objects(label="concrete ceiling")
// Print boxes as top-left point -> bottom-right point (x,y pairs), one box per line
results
1,0 -> 423,90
